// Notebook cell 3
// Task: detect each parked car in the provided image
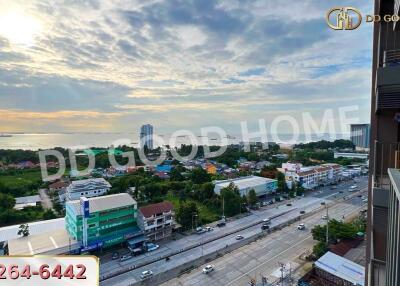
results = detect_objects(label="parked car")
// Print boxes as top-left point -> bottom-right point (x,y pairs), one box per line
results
140,270 -> 153,280
297,223 -> 305,230
205,226 -> 213,232
216,221 -> 226,227
261,224 -> 270,230
235,235 -> 244,240
268,200 -> 274,205
203,265 -> 214,274
112,252 -> 119,260
147,243 -> 160,252
120,254 -> 132,262
196,227 -> 206,234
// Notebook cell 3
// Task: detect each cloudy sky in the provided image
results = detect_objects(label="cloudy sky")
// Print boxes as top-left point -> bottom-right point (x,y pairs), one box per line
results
0,0 -> 373,135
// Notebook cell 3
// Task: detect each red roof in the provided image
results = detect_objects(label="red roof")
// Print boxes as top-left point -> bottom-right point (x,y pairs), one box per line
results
139,201 -> 174,218
49,181 -> 69,189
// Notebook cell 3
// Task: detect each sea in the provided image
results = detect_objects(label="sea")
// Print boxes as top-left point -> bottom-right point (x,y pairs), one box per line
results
0,133 -> 349,151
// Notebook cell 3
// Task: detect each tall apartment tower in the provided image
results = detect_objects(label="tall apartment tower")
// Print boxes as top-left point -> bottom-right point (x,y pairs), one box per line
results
366,0 -> 400,285
140,124 -> 153,150
350,124 -> 370,149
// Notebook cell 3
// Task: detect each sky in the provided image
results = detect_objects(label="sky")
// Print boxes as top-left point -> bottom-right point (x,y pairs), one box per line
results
0,0 -> 373,135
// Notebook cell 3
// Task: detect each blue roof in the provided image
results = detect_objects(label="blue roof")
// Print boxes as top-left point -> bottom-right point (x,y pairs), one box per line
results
156,165 -> 172,173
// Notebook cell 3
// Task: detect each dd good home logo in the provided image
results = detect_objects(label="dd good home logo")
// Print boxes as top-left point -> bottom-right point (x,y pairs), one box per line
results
326,7 -> 362,30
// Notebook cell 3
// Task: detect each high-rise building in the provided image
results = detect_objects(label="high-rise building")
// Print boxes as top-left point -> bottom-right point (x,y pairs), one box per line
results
140,124 -> 153,150
350,123 -> 370,149
366,1 -> 400,285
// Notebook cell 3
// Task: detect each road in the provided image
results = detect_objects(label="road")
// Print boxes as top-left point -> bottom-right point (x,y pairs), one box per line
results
100,177 -> 367,286
38,188 -> 54,210
164,189 -> 367,286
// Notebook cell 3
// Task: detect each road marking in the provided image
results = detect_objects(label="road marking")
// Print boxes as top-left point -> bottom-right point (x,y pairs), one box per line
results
225,234 -> 313,285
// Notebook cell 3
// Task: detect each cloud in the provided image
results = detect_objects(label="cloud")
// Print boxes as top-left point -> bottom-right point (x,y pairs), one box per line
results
0,0 -> 373,134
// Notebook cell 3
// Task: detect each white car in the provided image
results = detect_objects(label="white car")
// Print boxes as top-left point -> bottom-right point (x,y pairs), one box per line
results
147,243 -> 159,251
322,215 -> 328,220
297,223 -> 305,230
235,235 -> 244,240
202,265 -> 214,274
140,270 -> 153,280
262,218 -> 271,224
205,226 -> 213,232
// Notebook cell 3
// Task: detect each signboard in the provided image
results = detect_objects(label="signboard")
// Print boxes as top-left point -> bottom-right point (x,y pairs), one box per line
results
80,197 -> 90,218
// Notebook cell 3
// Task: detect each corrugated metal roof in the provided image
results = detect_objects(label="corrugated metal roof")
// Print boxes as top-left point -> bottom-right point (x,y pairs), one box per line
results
66,193 -> 137,215
315,251 -> 364,286
0,218 -> 65,243
215,176 -> 277,190
15,195 -> 41,204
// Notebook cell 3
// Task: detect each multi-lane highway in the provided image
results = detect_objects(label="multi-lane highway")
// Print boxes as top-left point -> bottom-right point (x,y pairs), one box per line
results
100,177 -> 368,286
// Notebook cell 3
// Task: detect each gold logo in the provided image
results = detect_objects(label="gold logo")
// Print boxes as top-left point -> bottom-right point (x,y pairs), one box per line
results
326,7 -> 362,30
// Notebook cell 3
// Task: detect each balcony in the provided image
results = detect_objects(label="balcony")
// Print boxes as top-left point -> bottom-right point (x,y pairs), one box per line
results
376,50 -> 400,113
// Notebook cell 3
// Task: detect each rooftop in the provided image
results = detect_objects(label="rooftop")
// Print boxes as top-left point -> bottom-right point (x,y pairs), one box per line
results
214,175 -> 277,190
68,178 -> 111,192
8,229 -> 79,255
315,251 -> 365,286
66,193 -> 137,215
15,195 -> 41,205
139,201 -> 174,218
0,218 -> 65,243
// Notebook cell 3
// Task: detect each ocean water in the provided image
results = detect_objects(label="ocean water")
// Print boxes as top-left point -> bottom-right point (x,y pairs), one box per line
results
0,133 -> 348,150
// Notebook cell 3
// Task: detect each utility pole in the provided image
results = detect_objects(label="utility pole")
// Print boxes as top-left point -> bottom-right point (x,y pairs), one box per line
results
222,195 -> 225,219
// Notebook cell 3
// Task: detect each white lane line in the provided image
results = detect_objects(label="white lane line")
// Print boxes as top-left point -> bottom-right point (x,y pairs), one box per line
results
225,234 -> 313,285
49,236 -> 58,248
27,241 -> 34,255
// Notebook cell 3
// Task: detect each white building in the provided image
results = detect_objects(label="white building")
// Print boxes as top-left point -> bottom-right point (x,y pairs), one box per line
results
140,124 -> 154,150
137,201 -> 174,241
283,163 -> 343,189
63,178 -> 111,202
14,195 -> 41,210
214,176 -> 278,197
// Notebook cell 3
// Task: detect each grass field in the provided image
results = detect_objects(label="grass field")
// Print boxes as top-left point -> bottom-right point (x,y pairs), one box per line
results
0,169 -> 42,188
165,192 -> 220,224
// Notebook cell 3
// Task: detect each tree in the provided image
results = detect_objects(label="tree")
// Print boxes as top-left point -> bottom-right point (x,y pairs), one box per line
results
42,209 -> 57,220
312,219 -> 358,243
313,241 -> 328,259
17,224 -> 29,237
247,189 -> 258,206
276,171 -> 287,192
175,201 -> 199,230
220,183 -> 242,217
170,168 -> 184,181
0,193 -> 15,211
189,168 -> 211,184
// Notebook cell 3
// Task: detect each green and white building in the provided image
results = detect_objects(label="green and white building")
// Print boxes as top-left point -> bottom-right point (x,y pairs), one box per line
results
65,193 -> 140,251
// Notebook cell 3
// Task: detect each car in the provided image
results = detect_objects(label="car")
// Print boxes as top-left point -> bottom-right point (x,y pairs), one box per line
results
196,227 -> 206,234
112,252 -> 119,260
205,226 -> 213,232
320,202 -> 326,205
147,243 -> 160,251
268,200 -> 274,205
357,194 -> 362,197
262,218 -> 271,224
216,221 -> 226,227
297,223 -> 305,230
203,265 -> 214,274
235,235 -> 244,240
330,186 -> 338,190
261,224 -> 270,230
300,210 -> 306,214
322,215 -> 328,220
120,254 -> 132,262
362,198 -> 368,203
140,270 -> 153,280
286,203 -> 292,206
339,190 -> 344,193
